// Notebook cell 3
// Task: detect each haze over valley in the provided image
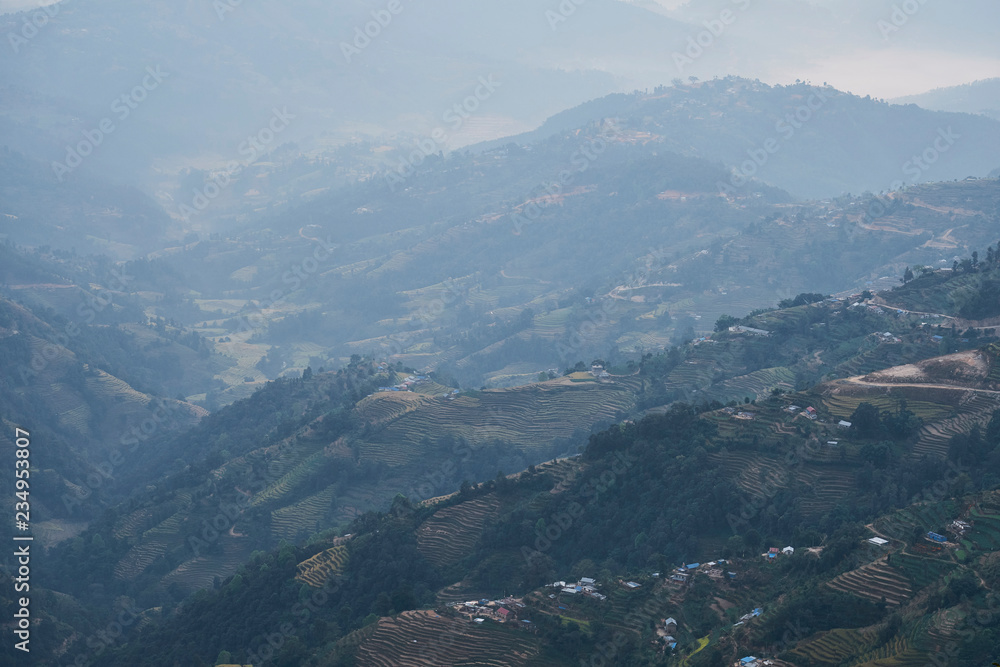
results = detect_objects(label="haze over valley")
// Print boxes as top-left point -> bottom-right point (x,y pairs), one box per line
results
2,2 -> 1000,666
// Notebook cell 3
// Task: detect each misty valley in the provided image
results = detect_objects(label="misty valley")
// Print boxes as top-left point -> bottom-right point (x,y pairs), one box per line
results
2,1 -> 1000,666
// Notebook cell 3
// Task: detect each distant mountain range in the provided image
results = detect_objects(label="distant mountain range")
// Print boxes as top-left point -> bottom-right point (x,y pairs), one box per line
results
893,78 -> 1000,121
2,0 -> 998,192
474,78 -> 1000,198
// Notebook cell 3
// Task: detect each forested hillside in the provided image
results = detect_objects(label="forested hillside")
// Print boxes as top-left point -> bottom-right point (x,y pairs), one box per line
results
5,253 -> 1000,664
79,371 -> 1000,666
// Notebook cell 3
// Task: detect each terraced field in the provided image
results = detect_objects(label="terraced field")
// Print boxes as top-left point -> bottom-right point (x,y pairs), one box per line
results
710,449 -> 853,516
114,516 -> 182,581
271,484 -> 337,542
435,579 -> 486,605
249,441 -> 330,508
160,537 -> 255,593
912,393 -> 1000,458
795,465 -> 857,516
57,402 -> 91,432
891,553 -> 956,591
966,506 -> 1000,550
416,497 -> 501,567
821,390 -> 955,423
355,610 -> 540,667
712,450 -> 792,502
113,499 -> 195,581
113,508 -> 155,540
826,560 -> 913,605
296,545 -> 349,588
87,368 -> 152,406
709,366 -> 795,403
538,458 -> 582,496
356,392 -> 425,425
852,642 -> 928,667
362,383 -> 635,465
786,628 -> 871,665
530,308 -> 572,338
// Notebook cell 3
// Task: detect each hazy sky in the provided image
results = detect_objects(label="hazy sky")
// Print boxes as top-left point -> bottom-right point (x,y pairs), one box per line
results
0,0 -> 58,12
2,0 -> 994,99
627,0 -> 999,98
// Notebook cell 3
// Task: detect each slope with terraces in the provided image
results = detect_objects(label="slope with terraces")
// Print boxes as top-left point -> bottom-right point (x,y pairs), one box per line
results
815,347 -> 1000,459
826,560 -> 914,606
359,379 -> 636,466
353,610 -> 543,667
416,496 -> 502,568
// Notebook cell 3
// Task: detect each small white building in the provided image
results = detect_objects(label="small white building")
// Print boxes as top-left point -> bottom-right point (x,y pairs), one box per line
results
782,546 -> 794,555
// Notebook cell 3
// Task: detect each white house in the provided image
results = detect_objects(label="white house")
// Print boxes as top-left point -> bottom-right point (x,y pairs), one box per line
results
782,546 -> 794,555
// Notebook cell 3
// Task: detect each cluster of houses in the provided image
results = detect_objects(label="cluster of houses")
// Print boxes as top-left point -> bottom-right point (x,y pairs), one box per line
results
735,656 -> 776,667
547,577 -> 607,600
376,374 -> 431,393
874,331 -> 902,344
733,607 -> 763,627
451,596 -> 530,625
789,405 -> 853,428
787,405 -> 821,421
722,407 -> 756,421
950,519 -> 972,537
590,364 -> 611,379
728,325 -> 771,337
668,560 -> 734,583
659,617 -> 678,650
850,302 -> 885,316
763,546 -> 794,561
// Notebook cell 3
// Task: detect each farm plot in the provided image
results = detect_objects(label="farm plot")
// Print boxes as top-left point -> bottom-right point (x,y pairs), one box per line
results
416,496 -> 501,567
363,383 -> 635,463
826,561 -> 913,605
709,366 -> 795,404
271,484 -> 337,542
786,628 -> 871,665
966,506 -> 1000,551
355,610 -> 540,667
113,512 -> 185,581
296,545 -> 349,588
160,537 -> 255,594
890,553 -> 956,591
249,440 -> 329,508
355,392 -> 431,425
